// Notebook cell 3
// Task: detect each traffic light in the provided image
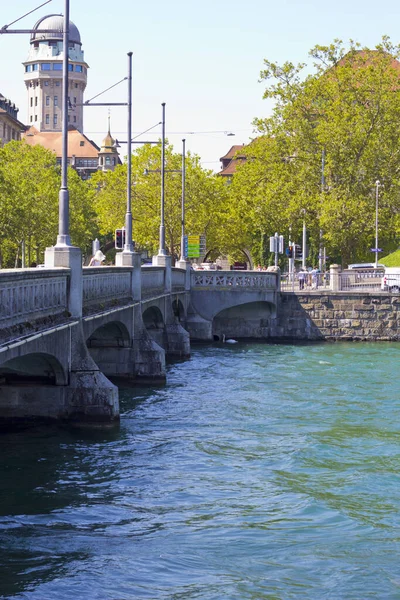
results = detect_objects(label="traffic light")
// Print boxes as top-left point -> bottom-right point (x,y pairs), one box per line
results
295,244 -> 302,260
286,245 -> 293,258
115,228 -> 125,250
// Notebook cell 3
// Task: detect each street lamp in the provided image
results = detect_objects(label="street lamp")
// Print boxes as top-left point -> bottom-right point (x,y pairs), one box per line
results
143,137 -> 186,263
1,0 -> 71,247
373,180 -> 382,268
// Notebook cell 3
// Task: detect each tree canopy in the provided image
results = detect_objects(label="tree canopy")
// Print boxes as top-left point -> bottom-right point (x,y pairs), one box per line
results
228,37 -> 400,266
0,141 -> 98,267
89,142 -> 228,260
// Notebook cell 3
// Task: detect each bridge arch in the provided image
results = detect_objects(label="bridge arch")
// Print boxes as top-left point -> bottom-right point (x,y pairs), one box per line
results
212,300 -> 275,340
172,298 -> 186,322
142,306 -> 165,330
0,353 -> 67,385
87,321 -> 131,348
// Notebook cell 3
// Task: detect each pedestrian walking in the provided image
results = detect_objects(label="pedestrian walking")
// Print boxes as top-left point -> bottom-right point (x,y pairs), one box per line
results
298,268 -> 306,290
89,250 -> 106,266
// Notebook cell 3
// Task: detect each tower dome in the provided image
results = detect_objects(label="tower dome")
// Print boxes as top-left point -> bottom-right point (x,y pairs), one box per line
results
30,14 -> 81,45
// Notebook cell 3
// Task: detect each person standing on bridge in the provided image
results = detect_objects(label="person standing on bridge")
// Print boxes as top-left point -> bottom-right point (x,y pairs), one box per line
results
89,250 -> 106,266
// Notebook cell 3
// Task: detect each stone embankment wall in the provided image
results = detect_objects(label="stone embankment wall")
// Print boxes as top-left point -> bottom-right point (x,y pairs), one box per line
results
273,293 -> 400,341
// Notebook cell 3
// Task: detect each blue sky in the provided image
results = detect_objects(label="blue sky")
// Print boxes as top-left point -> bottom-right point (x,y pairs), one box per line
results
2,0 -> 400,170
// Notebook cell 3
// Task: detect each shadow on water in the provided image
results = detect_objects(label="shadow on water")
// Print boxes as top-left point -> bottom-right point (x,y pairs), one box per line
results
0,425 -> 123,599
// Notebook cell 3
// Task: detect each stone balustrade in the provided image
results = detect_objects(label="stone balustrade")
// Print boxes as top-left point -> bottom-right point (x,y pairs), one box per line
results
191,270 -> 278,290
171,267 -> 186,290
82,266 -> 133,307
0,268 -> 69,328
141,266 -> 165,296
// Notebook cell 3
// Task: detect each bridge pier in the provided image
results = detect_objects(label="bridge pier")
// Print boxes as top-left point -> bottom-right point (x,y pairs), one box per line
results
0,323 -> 119,430
132,305 -> 166,382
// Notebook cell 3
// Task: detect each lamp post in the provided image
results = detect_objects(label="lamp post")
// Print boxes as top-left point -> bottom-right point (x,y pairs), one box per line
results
159,102 -> 166,257
374,180 -> 382,268
180,138 -> 186,262
1,0 -> 71,247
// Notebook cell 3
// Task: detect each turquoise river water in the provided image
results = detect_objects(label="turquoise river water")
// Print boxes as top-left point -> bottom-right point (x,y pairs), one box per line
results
1,341 -> 400,599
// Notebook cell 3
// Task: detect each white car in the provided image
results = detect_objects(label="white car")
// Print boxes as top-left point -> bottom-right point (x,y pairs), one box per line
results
381,268 -> 400,292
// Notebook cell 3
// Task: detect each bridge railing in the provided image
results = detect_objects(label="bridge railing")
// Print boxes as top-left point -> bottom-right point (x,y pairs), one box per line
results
171,267 -> 186,290
82,266 -> 133,307
0,268 -> 69,329
191,270 -> 278,290
141,266 -> 165,297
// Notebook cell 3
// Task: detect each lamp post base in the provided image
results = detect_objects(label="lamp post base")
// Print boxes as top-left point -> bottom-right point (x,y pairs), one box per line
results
152,254 -> 170,267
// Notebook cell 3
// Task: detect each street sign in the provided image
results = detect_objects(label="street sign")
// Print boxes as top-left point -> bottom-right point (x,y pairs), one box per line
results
371,248 -> 382,253
188,235 -> 200,258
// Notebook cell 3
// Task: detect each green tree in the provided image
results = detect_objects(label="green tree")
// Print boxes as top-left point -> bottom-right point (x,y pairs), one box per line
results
90,142 -> 228,260
229,37 -> 400,266
0,141 -> 98,267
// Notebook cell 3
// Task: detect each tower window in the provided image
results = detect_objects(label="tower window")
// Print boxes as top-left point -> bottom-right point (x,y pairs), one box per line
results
75,65 -> 83,73
25,65 -> 32,72
32,64 -> 38,71
41,63 -> 51,71
68,64 -> 74,72
35,97 -> 38,106
53,63 -> 62,71
30,98 -> 33,107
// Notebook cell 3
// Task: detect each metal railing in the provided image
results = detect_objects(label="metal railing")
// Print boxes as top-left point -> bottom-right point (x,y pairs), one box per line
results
280,272 -> 330,292
338,270 -> 384,292
280,269 -> 385,293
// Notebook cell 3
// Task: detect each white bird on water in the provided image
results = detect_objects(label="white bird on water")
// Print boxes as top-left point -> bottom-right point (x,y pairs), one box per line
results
222,334 -> 238,344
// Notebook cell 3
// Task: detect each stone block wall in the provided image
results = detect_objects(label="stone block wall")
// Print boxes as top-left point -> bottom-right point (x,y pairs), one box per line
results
272,293 -> 400,341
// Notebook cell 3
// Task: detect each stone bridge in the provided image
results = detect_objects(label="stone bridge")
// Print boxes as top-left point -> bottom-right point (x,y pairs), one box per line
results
0,258 -> 279,429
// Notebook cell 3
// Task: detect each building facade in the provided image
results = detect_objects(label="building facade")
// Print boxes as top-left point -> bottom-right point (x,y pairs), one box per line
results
23,14 -> 88,133
21,14 -> 120,178
0,94 -> 25,146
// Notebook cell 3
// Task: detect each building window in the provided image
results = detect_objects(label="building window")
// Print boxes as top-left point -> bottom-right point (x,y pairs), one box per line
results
75,65 -> 83,73
80,141 -> 84,146
54,114 -> 58,125
41,63 -> 51,70
54,96 -> 58,106
32,64 -> 38,71
45,81 -> 49,86
45,114 -> 49,124
46,96 -> 50,106
35,97 -> 38,106
73,97 -> 77,104
75,83 -> 78,88
30,97 -> 33,107
30,116 -> 33,122
25,65 -> 32,72
53,63 -> 62,71
56,81 -> 60,87
73,116 -> 77,122
34,115 -> 37,121
68,64 -> 74,72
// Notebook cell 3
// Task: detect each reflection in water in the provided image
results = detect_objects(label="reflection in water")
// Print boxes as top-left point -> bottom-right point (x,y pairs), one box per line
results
0,342 -> 400,599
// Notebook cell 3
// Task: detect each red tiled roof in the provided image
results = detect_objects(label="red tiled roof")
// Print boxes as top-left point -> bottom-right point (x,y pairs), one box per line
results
23,126 -> 100,158
219,144 -> 245,161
